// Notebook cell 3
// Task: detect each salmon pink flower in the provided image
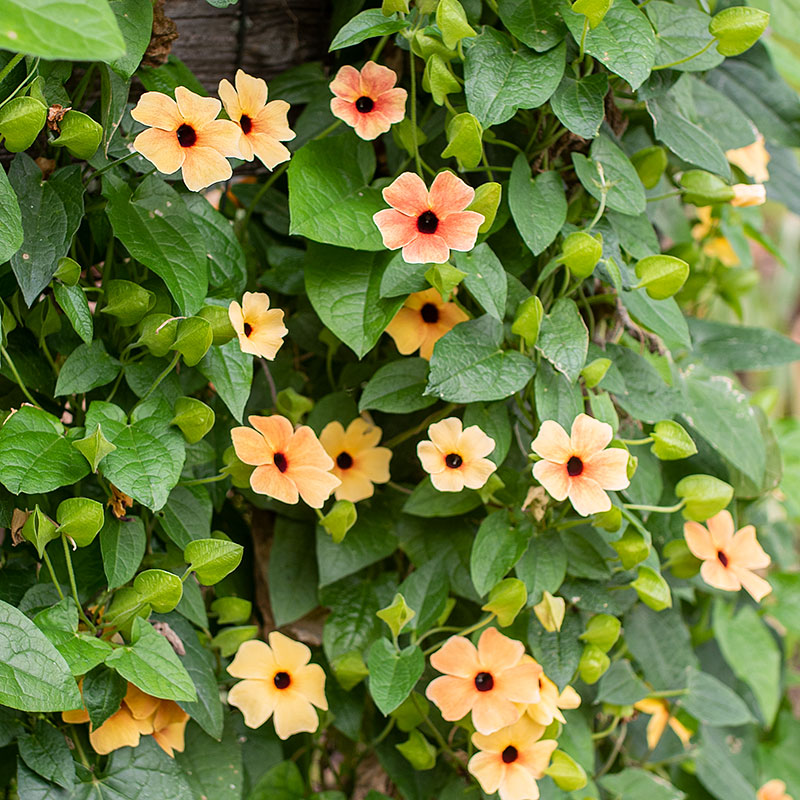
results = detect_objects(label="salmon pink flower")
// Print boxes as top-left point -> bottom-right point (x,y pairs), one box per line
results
330,61 -> 407,140
373,171 -> 484,264
385,287 -> 468,360
683,510 -> 771,601
319,417 -> 392,503
132,87 -> 242,192
726,134 -> 770,183
227,632 -> 328,739
228,291 -> 288,360
417,417 -> 496,493
758,780 -> 794,800
634,698 -> 692,750
468,716 -> 557,800
425,627 -> 542,734
231,415 -> 340,508
523,664 -> 581,726
731,183 -> 766,207
531,414 -> 629,517
218,69 -> 295,169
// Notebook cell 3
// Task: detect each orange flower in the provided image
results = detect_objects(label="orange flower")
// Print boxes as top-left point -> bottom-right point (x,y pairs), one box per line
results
227,632 -> 328,739
523,666 -> 581,726
231,415 -> 340,508
634,698 -> 692,750
425,627 -> 542,734
758,780 -> 794,800
731,183 -> 766,207
385,288 -> 468,360
330,61 -> 407,140
531,414 -> 629,517
373,171 -> 484,264
148,699 -> 190,757
683,510 -> 771,601
692,207 -> 740,267
468,716 -> 558,800
726,134 -> 770,184
417,417 -> 496,492
319,417 -> 392,502
218,69 -> 295,169
132,87 -> 242,192
228,291 -> 287,360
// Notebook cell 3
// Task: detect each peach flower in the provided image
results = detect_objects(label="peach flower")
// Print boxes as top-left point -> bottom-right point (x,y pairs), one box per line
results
132,87 -> 242,192
227,632 -> 328,739
731,183 -> 766,207
373,171 -> 484,264
231,415 -> 340,508
683,510 -> 771,601
417,417 -> 496,492
426,627 -> 542,735
228,292 -> 287,360
385,287 -> 468,360
726,134 -> 770,184
634,698 -> 692,750
330,61 -> 407,140
320,417 -> 392,503
758,780 -> 794,800
531,414 -> 629,517
523,666 -> 581,726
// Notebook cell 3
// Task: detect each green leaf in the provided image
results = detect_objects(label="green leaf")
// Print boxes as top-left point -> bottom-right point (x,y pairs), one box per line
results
563,0 -> 656,90
197,340 -> 253,423
368,639 -> 425,715
550,74 -> 608,138
696,725 -> 757,800
681,667 -> 755,726
82,665 -> 127,730
426,315 -> 535,403
534,360 -> 584,430
85,400 -> 186,511
55,341 -> 120,396
105,617 -> 196,702
496,0 -> 568,51
0,96 -> 47,152
527,610 -> 582,690
289,136 -> 385,250
595,660 -> 649,705
647,1 -> 722,72
100,64 -> 130,157
56,497 -> 104,548
509,156 -> 567,256
402,477 -> 482,518
398,559 -> 449,633
600,768 -> 685,800
184,538 -> 244,586
53,283 -> 93,344
269,518 -> 319,626
108,0 -> 153,78
572,135 -> 646,216
0,406 -> 89,494
8,155 -> 85,306
709,6 -> 770,56
621,289 -> 691,352
100,515 -> 146,590
453,243 -> 507,321
133,569 -> 183,614
516,531 -> 567,604
18,718 -> 76,790
156,485 -> 212,550
536,298 -> 588,382
359,358 -> 436,415
175,718 -> 243,800
249,760 -> 305,800
463,400 -> 512,465
105,175 -> 208,316
0,163 -> 23,263
51,110 -> 102,160
329,8 -> 408,50
470,510 -> 530,596
713,601 -> 780,726
0,598 -> 82,712
464,31 -> 565,127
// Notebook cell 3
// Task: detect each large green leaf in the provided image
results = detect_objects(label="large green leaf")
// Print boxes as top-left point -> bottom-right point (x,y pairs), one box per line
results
426,315 -> 535,402
527,610 -> 582,690
464,31 -> 565,127
329,8 -> 408,50
647,1 -> 723,71
156,485 -> 212,550
601,768 -> 685,800
696,725 -> 757,800
0,162 -> 23,263
550,74 -> 609,139
358,358 -> 436,415
18,718 -> 76,790
681,668 -> 755,726
53,283 -> 93,344
105,176 -> 208,316
621,289 -> 691,352
175,718 -> 242,800
402,478 -> 483,518
197,340 -> 253,423
367,639 -> 425,715
496,0 -> 568,51
515,531 -> 567,604
0,599 -> 82,712
108,0 -> 152,79
304,243 -> 404,358
470,510 -> 530,596
0,0 -> 126,61
453,243 -> 507,321
509,156 -> 567,256
288,136 -> 384,250
270,518 -> 319,626
536,298 -> 588,382
100,515 -> 146,590
534,360 -> 583,430
0,406 -> 89,494
55,341 -> 121,396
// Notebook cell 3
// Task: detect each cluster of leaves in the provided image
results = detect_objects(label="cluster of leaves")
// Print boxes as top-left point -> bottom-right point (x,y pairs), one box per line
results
0,0 -> 799,799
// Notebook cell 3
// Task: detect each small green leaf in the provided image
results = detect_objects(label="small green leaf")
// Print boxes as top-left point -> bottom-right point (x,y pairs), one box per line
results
329,8 -> 408,50
20,506 -> 59,558
509,156 -> 567,256
171,397 -> 215,444
0,97 -> 47,152
630,566 -> 672,611
184,538 -> 244,586
634,255 -> 689,300
709,7 -> 769,56
56,497 -> 104,547
72,423 -> 116,472
100,515 -> 146,590
51,110 -> 103,159
470,510 -> 530,597
55,340 -> 121,396
651,420 -> 697,460
675,474 -> 734,521
573,0 -> 612,28
367,639 -> 425,715
133,569 -> 183,613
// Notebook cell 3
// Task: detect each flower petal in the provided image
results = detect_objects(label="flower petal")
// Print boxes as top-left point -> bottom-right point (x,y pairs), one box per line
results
228,679 -> 276,729
131,92 -> 182,130
459,425 -> 496,460
436,210 -> 484,252
429,170 -> 475,215
373,87 -> 407,123
700,559 -> 741,592
330,65 -> 362,101
235,69 -> 268,115
89,709 -> 142,755
727,525 -> 771,570
402,233 -> 451,264
570,413 -> 612,458
231,426 -> 271,465
472,694 -> 523,735
334,470 -> 376,503
373,209 -> 419,250
531,420 -> 572,463
255,100 -> 295,142
684,521 -> 716,560
250,464 -> 299,504
353,110 -> 393,141
250,415 -> 293,453
175,86 -> 221,127
582,448 -> 630,491
292,663 -> 328,710
567,476 -> 611,516
425,675 -> 476,721
460,458 -> 497,490
706,510 -> 735,550
495,661 -> 542,704
133,127 -> 184,175
382,172 -> 430,216
359,61 -> 399,96
428,417 -> 464,453
386,306 -> 427,355
291,466 -> 341,508
124,684 -> 160,720
196,118 -> 243,158
180,146 -> 233,192
249,133 -> 292,170
430,468 -> 467,492
499,763 -> 540,800
468,751 -> 504,795
331,97 -> 360,128
477,627 -> 525,673
520,737 -> 559,778
532,459 -> 570,501
218,77 -> 241,120
733,567 -> 772,602
288,426 -> 335,471
430,634 -> 480,677
227,639 -> 278,679
355,447 -> 392,484
418,439 -> 446,475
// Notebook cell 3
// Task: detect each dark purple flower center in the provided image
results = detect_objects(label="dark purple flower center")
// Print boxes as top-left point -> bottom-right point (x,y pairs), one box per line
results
336,451 -> 353,470
717,550 -> 729,567
240,114 -> 253,134
274,452 -> 288,473
445,453 -> 463,469
417,210 -> 439,234
273,671 -> 291,689
567,456 -> 583,476
502,746 -> 518,763
474,671 -> 494,692
421,303 -> 439,324
243,322 -> 253,337
176,124 -> 197,148
355,96 -> 375,113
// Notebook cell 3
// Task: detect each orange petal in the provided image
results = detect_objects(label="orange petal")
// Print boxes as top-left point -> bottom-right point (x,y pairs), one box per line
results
62,708 -> 90,724
273,692 -> 320,739
570,413 -> 612,458
292,663 -> 328,710
567,476 -> 611,516
430,634 -> 480,677
268,631 -> 311,672
460,458 -> 497,490
429,170 -> 475,215
88,709 -> 142,755
175,86 -> 221,128
342,417 -> 382,451
373,208 -> 419,250
180,146 -> 233,192
319,421 -> 347,456
227,639 -> 278,680
428,417 -> 464,453
667,715 -> 693,748
425,675 -> 475,721
459,425 -> 496,460
329,65 -> 362,101
287,426 -> 334,471
254,100 -> 295,142
228,300 -> 245,335
153,720 -> 187,757
402,232 -> 450,265
382,172 -> 429,216
231,426 -> 271,466
727,525 -> 770,569
468,751 -> 504,795
495,661 -> 542,704
532,459 -> 570,501
249,133 -> 292,170
250,464 -> 299,504
558,685 -> 581,710
133,127 -> 184,175
355,447 -> 392,483
359,61 -> 398,96
386,306 -> 427,355
500,763 -> 541,800
124,684 -> 160,720
700,559 -> 741,592
353,110 -> 394,141
430,468 -> 467,492
218,77 -> 241,120
331,97 -> 360,128
334,470 -> 376,503
684,521 -> 716,560
706,510 -> 735,549
531,420 -> 571,463
196,118 -> 243,158
373,87 -> 407,123
250,415 -> 293,453
419,325 -> 449,360
291,466 -> 340,508
235,69 -> 268,115
582,448 -> 629,491
644,705 -> 669,750
437,210 -> 484,251
477,627 -> 525,673
418,440 -> 446,475
131,91 -> 182,130
733,567 -> 772,602
227,679 -> 276,729
437,301 -> 470,329
472,694 -> 523,735
520,737 -> 559,777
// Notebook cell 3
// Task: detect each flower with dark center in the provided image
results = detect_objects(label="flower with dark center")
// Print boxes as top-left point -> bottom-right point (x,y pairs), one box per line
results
417,210 -> 439,234
273,453 -> 288,473
501,746 -> 518,763
355,96 -> 374,113
336,451 -> 353,470
566,456 -> 583,476
229,291 -> 287,360
273,671 -> 291,689
176,124 -> 196,147
474,672 -> 494,692
445,453 -> 463,469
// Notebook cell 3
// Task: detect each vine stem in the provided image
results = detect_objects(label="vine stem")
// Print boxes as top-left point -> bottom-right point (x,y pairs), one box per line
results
0,54 -> 24,85
0,345 -> 38,405
260,358 -> 279,409
384,403 -> 457,449
578,17 -> 590,59
62,535 -> 96,632
623,499 -> 686,514
42,550 -> 65,601
409,50 -> 423,177
653,39 -> 715,70
88,150 -> 140,183
141,352 -> 180,402
180,473 -> 229,487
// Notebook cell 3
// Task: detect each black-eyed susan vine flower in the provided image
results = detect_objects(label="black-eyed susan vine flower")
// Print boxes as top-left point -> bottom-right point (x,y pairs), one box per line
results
131,87 -> 242,192
319,417 -> 392,503
228,291 -> 287,360
227,632 -> 328,740
218,69 -> 296,169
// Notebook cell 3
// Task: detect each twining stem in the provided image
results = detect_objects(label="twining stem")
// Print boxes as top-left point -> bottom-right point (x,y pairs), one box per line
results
653,39 -> 715,70
647,190 -> 682,203
180,473 -> 229,487
369,34 -> 391,62
421,613 -> 495,655
0,54 -> 24,85
384,403 -> 457,449
42,550 -> 65,601
88,150 -> 140,182
591,715 -> 621,740
0,345 -> 38,405
619,436 -> 653,446
62,535 -> 96,632
578,17 -> 590,59
587,163 -> 608,233
141,352 -> 180,402
649,688 -> 688,698
260,358 -> 279,408
409,50 -> 423,177
623,499 -> 687,513
69,727 -> 91,768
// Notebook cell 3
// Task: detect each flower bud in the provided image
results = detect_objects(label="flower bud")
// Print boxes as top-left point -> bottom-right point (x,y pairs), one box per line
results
21,505 -> 59,557
709,7 -> 770,56
482,578 -> 527,627
581,357 -> 611,388
630,566 -> 672,611
396,729 -> 437,770
441,112 -> 483,170
101,280 -> 156,327
275,387 -> 314,425
631,146 -> 667,189
579,643 -> 610,684
171,397 -> 215,444
511,295 -> 544,347
436,0 -> 476,49
634,254 -> 690,300
651,420 -> 697,461
197,304 -> 236,346
663,538 -> 701,579
533,590 -> 566,632
137,313 -> 178,357
0,96 -> 47,152
210,596 -> 252,625
731,183 -> 766,208
319,499 -> 357,544
54,257 -> 81,286
680,170 -> 735,205
675,474 -> 734,521
559,231 -> 603,279
579,614 -> 621,652
222,445 -> 254,489
171,316 -> 213,367
382,0 -> 409,13
377,593 -> 415,639
332,649 -> 370,690
72,423 -> 117,472
51,110 -> 102,160
546,750 -> 588,791
425,262 -> 466,298
56,497 -> 104,547
611,528 -> 650,569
